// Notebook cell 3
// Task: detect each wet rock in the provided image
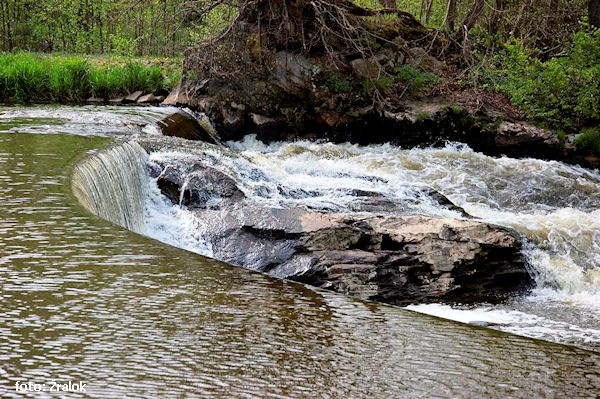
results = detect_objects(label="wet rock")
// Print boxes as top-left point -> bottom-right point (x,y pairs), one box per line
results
156,164 -> 245,208
137,93 -> 161,104
193,204 -> 531,305
250,113 -> 282,139
494,121 -> 559,158
158,112 -> 218,144
222,105 -> 245,133
155,165 -> 184,204
124,91 -> 143,103
416,186 -> 470,217
150,156 -> 530,304
146,161 -> 163,179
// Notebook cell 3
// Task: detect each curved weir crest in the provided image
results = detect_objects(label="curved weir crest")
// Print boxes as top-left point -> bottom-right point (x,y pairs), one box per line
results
72,141 -> 149,234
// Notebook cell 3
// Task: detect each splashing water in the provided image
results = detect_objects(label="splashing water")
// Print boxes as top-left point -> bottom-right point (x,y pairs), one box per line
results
71,130 -> 600,349
136,135 -> 600,348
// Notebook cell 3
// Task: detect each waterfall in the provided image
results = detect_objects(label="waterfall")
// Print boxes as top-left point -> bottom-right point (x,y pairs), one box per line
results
71,141 -> 149,234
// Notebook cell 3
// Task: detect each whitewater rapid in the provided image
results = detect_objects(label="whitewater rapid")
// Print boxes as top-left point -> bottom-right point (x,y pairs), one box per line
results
134,135 -> 600,349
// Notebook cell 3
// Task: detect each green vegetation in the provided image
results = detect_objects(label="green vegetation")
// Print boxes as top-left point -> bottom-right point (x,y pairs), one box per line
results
327,75 -> 354,93
394,65 -> 439,95
575,128 -> 600,154
0,52 -> 180,103
482,26 -> 600,131
0,0 -> 235,56
359,66 -> 438,97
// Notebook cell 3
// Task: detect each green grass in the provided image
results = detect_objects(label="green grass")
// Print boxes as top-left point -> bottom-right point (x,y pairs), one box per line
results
0,52 -> 182,103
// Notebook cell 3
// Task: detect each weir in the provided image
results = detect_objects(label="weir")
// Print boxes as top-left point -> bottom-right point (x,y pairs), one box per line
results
71,141 -> 149,234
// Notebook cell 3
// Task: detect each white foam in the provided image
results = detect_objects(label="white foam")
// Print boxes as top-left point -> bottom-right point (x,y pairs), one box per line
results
0,104 -> 178,137
407,303 -> 600,347
137,135 -> 600,348
142,169 -> 213,257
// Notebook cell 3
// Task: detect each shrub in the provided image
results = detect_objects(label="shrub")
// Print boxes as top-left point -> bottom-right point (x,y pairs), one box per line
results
575,128 -> 600,154
327,74 -> 353,93
394,65 -> 439,95
489,26 -> 600,130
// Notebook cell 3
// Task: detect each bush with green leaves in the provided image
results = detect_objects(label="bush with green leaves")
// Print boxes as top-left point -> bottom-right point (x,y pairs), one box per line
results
394,65 -> 439,95
489,25 -> 600,130
575,128 -> 600,154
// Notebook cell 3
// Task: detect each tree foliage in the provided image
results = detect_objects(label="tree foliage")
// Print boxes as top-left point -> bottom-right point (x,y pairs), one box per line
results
0,0 -> 234,56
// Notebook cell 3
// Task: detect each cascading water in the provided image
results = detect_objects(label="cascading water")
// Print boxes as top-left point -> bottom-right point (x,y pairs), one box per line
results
3,105 -> 598,398
138,135 -> 600,349
66,113 -> 600,350
71,141 -> 149,234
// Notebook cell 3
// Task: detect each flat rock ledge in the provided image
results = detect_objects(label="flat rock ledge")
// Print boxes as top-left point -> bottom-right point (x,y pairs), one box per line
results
204,206 -> 531,306
147,155 -> 532,306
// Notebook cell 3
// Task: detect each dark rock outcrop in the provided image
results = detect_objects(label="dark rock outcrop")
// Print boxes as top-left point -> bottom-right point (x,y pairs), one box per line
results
157,111 -> 218,144
155,162 -> 245,208
149,158 -> 532,306
193,204 -> 531,305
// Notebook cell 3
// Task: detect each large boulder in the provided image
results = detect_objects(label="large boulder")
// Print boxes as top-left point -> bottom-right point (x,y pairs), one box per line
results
154,162 -> 245,208
199,206 -> 532,305
157,111 -> 219,144
150,158 -> 531,305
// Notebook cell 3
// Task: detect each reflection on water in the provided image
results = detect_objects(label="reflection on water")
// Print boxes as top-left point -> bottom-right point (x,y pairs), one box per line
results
0,118 -> 599,397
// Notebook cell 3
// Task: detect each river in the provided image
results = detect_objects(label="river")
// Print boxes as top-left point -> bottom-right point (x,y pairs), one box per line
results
0,105 -> 599,398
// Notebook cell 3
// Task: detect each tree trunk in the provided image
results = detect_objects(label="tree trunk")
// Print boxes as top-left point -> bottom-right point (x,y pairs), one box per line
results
590,0 -> 600,27
488,0 -> 504,35
0,0 -> 5,51
446,0 -> 456,32
380,0 -> 397,9
425,0 -> 434,24
513,0 -> 533,36
98,0 -> 104,53
455,0 -> 485,41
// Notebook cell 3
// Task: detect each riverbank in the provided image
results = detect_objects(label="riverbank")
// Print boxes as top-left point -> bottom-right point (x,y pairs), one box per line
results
0,52 -> 181,104
160,3 -> 600,169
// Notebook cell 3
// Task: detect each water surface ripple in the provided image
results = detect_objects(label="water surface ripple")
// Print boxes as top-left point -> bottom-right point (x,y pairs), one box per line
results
0,109 -> 598,398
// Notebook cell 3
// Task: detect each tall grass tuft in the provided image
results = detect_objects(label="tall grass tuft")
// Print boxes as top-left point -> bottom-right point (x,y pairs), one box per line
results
0,52 -> 177,103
